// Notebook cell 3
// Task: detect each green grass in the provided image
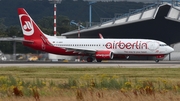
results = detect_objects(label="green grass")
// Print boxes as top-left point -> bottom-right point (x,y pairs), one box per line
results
0,67 -> 180,81
1,66 -> 180,100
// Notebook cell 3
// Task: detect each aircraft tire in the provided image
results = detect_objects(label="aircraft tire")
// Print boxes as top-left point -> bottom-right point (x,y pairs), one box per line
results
87,57 -> 93,62
96,59 -> 102,62
155,60 -> 159,63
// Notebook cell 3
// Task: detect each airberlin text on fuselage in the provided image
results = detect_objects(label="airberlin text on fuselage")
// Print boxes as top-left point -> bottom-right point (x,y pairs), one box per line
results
105,41 -> 147,49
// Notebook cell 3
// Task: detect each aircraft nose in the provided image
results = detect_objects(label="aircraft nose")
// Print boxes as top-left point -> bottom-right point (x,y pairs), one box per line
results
168,46 -> 174,53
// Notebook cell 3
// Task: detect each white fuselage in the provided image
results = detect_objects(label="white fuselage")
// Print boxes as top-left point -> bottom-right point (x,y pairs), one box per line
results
48,38 -> 174,55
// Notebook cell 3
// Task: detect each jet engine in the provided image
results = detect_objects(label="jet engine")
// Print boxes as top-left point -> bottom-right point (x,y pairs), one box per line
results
95,51 -> 114,60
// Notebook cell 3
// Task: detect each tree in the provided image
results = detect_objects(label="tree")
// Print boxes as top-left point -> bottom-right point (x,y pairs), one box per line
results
0,18 -> 7,37
6,25 -> 22,37
38,15 -> 76,36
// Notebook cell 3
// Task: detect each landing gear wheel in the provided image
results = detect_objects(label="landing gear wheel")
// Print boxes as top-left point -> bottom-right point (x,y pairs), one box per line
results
155,60 -> 159,63
87,57 -> 93,62
96,59 -> 102,62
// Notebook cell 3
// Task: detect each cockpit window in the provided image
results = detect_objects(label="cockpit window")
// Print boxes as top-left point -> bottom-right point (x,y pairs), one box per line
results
159,44 -> 167,46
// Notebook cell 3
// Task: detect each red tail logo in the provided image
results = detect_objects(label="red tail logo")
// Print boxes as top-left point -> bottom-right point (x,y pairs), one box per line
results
18,8 -> 46,41
19,14 -> 34,36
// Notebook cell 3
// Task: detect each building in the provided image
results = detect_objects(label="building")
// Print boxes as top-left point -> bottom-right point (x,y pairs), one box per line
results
62,3 -> 180,45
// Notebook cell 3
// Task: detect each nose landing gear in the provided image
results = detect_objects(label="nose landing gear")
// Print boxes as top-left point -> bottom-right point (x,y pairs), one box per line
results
155,60 -> 159,63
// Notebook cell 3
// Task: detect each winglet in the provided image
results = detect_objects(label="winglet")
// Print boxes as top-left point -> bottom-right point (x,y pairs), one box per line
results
99,33 -> 104,39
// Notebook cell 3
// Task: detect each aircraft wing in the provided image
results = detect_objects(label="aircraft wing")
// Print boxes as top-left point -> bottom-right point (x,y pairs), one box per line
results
59,46 -> 96,54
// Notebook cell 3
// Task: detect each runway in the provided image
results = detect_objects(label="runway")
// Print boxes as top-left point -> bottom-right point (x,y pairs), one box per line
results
0,61 -> 180,68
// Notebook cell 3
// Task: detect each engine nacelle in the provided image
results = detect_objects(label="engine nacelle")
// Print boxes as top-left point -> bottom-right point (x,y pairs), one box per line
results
95,51 -> 113,60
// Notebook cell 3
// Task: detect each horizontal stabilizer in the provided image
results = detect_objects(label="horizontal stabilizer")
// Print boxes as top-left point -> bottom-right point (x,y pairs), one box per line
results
23,40 -> 34,43
5,38 -> 34,43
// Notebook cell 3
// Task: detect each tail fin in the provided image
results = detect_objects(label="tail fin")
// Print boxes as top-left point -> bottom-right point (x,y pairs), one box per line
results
18,8 -> 44,41
99,33 -> 104,39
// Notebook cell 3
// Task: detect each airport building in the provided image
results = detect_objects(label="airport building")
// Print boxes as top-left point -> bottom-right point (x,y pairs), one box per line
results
60,2 -> 180,61
62,2 -> 180,46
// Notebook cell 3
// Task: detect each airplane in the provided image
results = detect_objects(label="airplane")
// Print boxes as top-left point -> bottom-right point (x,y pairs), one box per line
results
18,8 -> 174,63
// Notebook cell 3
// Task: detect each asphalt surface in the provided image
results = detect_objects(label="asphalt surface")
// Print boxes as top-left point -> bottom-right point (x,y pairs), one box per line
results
0,61 -> 180,68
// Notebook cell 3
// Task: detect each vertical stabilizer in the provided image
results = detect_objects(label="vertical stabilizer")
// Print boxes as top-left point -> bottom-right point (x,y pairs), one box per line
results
18,8 -> 45,41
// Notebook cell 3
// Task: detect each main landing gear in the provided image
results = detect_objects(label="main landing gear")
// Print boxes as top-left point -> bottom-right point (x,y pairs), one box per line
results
96,59 -> 102,62
87,57 -> 93,62
86,57 -> 102,62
